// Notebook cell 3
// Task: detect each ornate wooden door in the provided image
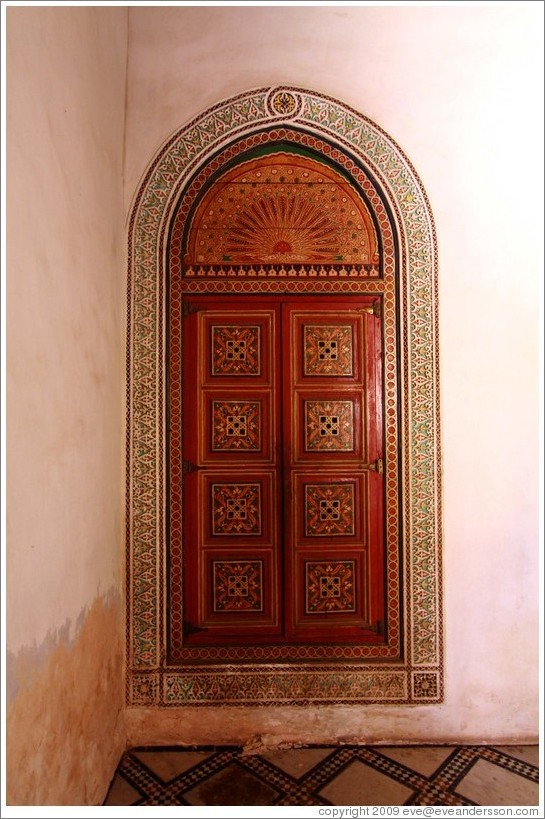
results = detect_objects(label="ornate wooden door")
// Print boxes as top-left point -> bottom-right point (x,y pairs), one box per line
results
182,295 -> 384,646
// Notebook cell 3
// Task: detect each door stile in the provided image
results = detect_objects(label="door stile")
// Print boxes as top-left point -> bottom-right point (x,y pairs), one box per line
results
181,304 -> 200,637
365,301 -> 386,636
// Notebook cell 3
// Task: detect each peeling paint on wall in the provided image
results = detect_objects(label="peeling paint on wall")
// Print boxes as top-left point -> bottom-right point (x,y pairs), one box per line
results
125,704 -> 538,750
7,592 -> 126,806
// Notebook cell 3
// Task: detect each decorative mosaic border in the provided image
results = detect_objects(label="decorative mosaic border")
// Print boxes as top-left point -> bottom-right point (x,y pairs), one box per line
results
126,86 -> 442,705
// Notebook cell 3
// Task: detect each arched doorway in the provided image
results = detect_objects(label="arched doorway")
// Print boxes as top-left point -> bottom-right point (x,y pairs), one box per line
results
127,87 -> 442,705
169,144 -> 394,662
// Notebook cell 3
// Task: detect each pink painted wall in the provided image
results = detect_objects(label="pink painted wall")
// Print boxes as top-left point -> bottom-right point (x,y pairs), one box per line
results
124,4 -> 541,744
5,8 -> 541,806
6,7 -> 128,804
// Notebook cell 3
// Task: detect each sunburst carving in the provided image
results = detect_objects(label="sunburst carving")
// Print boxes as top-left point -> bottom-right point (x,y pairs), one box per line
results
224,193 -> 341,263
184,152 -> 379,266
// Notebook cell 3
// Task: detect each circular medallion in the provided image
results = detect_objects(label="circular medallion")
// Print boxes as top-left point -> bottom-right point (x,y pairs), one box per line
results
267,87 -> 302,118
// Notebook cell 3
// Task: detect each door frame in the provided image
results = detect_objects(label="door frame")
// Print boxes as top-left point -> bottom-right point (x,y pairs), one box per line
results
126,86 -> 443,706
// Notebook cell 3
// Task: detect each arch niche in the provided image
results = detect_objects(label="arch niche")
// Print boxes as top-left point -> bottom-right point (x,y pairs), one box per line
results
126,87 -> 442,707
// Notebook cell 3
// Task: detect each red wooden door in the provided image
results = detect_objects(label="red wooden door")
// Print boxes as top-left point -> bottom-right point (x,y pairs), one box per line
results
182,296 -> 384,646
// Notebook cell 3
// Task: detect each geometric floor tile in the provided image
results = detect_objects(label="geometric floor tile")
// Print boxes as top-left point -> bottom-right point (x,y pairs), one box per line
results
181,762 -> 280,805
103,744 -> 540,806
132,749 -> 212,782
260,748 -> 333,778
103,775 -> 143,806
376,746 -> 455,777
454,758 -> 539,806
318,759 -> 414,805
492,745 -> 540,767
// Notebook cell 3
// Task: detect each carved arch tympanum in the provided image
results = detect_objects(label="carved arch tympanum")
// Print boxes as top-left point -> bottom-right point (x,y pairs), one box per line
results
127,87 -> 442,706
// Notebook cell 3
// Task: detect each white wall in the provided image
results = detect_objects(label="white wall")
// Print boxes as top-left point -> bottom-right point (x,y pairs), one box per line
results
7,7 -> 128,804
124,4 -> 541,743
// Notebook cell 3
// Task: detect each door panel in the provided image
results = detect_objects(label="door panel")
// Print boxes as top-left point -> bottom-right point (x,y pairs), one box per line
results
182,296 -> 384,646
282,303 -> 383,641
182,304 -> 282,643
295,472 -> 367,543
203,391 -> 274,462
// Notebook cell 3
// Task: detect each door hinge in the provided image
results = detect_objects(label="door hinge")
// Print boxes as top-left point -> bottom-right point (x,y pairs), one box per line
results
184,622 -> 208,635
182,301 -> 200,317
367,458 -> 383,474
182,460 -> 202,475
360,300 -> 382,318
359,458 -> 383,473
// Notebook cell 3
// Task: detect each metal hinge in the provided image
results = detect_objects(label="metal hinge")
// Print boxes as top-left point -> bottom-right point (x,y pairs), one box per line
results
182,301 -> 200,317
184,622 -> 208,635
369,457 -> 383,474
367,620 -> 385,635
361,300 -> 382,318
362,458 -> 383,474
182,460 -> 202,475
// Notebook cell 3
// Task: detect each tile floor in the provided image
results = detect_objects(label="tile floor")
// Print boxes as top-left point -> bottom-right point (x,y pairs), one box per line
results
104,744 -> 539,806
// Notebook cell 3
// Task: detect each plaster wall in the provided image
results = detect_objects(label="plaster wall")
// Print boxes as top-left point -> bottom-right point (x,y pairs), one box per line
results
7,7 -> 128,804
124,4 -> 542,744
